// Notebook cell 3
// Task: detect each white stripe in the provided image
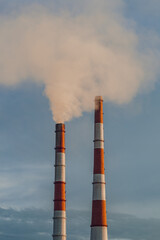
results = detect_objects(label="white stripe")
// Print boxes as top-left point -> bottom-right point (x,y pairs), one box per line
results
55,166 -> 65,182
53,217 -> 66,236
94,123 -> 104,141
93,174 -> 105,183
54,211 -> 66,218
53,211 -> 66,238
55,153 -> 65,166
93,183 -> 106,200
90,226 -> 108,240
94,141 -> 104,149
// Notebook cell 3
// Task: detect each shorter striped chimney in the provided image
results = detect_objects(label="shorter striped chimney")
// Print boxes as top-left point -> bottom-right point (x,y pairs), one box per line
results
90,96 -> 108,240
53,123 -> 66,240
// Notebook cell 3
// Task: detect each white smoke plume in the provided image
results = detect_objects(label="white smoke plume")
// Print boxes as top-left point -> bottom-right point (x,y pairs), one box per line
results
0,0 -> 159,122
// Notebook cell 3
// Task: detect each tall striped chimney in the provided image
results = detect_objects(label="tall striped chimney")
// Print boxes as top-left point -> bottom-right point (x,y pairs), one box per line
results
53,123 -> 66,240
90,96 -> 108,240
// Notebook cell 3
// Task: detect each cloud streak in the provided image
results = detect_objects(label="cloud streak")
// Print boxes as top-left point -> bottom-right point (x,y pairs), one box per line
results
0,0 -> 159,122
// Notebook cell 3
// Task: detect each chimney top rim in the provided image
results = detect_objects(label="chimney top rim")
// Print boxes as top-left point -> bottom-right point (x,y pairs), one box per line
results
95,96 -> 103,102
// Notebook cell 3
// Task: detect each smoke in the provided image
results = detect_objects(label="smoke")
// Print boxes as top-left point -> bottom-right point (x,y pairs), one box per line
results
0,0 -> 159,122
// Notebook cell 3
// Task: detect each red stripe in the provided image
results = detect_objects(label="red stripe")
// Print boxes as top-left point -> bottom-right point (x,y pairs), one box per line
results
55,132 -> 65,151
94,149 -> 104,174
95,100 -> 103,123
54,200 -> 66,211
54,182 -> 66,201
55,124 -> 65,153
91,200 -> 107,227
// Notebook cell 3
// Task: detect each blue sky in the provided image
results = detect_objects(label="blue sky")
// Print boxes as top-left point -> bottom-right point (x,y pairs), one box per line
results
0,1 -> 160,240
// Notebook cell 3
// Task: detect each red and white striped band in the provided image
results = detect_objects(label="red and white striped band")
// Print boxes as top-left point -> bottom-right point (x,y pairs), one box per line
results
90,97 -> 108,240
53,124 -> 66,240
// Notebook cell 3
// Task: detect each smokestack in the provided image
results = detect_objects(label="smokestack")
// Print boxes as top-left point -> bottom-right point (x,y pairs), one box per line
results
53,123 -> 66,240
90,96 -> 108,240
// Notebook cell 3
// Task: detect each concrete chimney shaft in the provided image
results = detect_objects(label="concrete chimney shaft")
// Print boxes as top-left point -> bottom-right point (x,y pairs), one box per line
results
90,96 -> 108,240
53,123 -> 66,240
